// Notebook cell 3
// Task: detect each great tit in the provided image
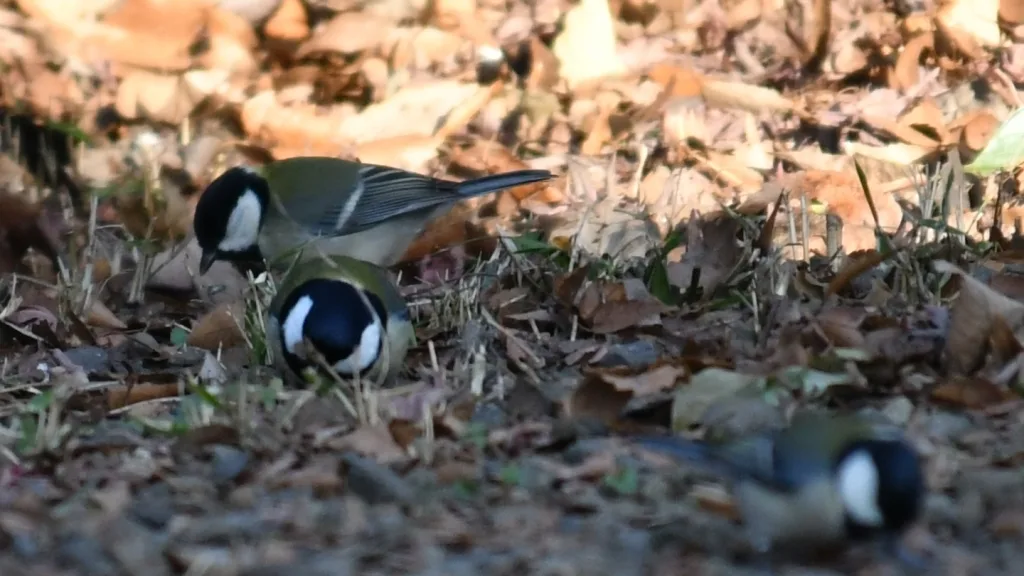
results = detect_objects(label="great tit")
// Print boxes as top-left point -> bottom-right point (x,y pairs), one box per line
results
192,157 -> 553,274
266,252 -> 415,385
634,411 -> 925,562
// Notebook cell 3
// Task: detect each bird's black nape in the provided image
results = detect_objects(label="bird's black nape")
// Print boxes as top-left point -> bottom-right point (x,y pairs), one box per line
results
278,278 -> 383,378
839,438 -> 924,538
193,166 -> 271,260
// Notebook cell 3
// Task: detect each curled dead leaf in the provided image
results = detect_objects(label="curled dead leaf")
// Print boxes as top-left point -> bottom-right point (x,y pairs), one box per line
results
296,12 -> 395,58
931,376 -> 1017,409
0,191 -> 63,274
1002,0 -> 1024,24
187,303 -> 245,351
217,0 -> 281,25
566,373 -> 634,426
107,382 -> 181,410
671,368 -> 763,431
328,423 -> 407,464
959,111 -> 1000,159
891,33 -> 934,91
815,306 -> 869,348
936,0 -> 1001,51
647,64 -> 704,99
6,305 -> 59,333
112,177 -> 193,244
701,79 -> 796,114
85,300 -> 127,330
588,362 -> 688,396
552,0 -> 626,89
116,71 -> 201,125
667,213 -> 747,301
899,98 -> 949,145
87,0 -> 208,72
240,90 -> 355,156
936,260 -> 1024,374
576,278 -> 671,333
264,0 -> 308,41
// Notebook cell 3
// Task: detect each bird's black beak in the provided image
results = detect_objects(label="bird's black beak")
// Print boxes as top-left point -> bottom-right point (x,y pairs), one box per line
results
199,250 -> 217,275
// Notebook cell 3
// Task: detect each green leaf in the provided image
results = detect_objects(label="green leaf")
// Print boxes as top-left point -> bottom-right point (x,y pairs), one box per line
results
452,479 -> 480,498
510,232 -> 559,254
965,107 -> 1024,176
16,415 -> 38,454
463,422 -> 489,450
170,326 -> 189,347
261,382 -> 280,411
498,463 -> 523,486
603,465 -> 638,496
44,119 -> 91,144
645,259 -> 675,304
27,390 -> 53,413
773,366 -> 854,396
186,379 -> 224,410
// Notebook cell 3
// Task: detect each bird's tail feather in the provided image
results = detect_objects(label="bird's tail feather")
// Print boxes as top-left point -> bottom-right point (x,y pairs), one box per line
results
633,435 -> 747,480
634,435 -> 715,462
455,170 -> 553,198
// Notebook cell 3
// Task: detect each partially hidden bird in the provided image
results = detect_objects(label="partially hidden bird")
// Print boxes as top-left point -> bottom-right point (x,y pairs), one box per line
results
265,252 -> 415,386
633,411 -> 926,566
192,157 -> 553,274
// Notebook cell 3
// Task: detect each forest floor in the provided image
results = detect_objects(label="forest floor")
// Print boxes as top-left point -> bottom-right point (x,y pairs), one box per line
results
0,0 -> 1023,574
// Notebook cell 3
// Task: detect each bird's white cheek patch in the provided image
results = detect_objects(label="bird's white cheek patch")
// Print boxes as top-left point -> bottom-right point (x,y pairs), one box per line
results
837,450 -> 884,527
334,319 -> 382,374
218,189 -> 263,252
281,295 -> 314,356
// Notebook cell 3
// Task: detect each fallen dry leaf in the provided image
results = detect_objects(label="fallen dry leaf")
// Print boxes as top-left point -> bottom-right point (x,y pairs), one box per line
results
671,368 -> 763,431
295,12 -> 395,59
589,362 -> 688,396
565,373 -> 635,426
667,212 -> 747,301
263,0 -> 308,41
328,423 -> 408,464
187,302 -> 245,351
85,300 -> 126,330
959,111 -> 1000,160
217,0 -> 280,24
115,71 -> 202,125
0,191 -> 63,274
552,0 -> 626,88
891,33 -> 935,91
700,78 -> 796,114
574,277 -> 672,333
937,260 -> 1024,374
936,0 -> 1001,53
931,376 -> 1017,408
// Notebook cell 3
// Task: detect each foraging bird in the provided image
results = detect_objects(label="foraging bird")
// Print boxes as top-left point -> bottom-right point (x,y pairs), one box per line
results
192,157 -> 553,274
634,411 -> 925,563
266,252 -> 415,385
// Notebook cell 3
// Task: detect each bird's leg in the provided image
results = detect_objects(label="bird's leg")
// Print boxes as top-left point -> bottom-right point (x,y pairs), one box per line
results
880,534 -> 930,573
746,526 -> 780,576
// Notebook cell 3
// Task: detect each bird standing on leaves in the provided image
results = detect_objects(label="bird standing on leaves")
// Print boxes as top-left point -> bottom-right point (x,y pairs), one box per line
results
265,253 -> 415,386
634,411 -> 926,568
192,156 -> 553,275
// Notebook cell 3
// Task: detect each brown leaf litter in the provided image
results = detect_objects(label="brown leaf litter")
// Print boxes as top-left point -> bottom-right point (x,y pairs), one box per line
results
2,0 -> 1024,572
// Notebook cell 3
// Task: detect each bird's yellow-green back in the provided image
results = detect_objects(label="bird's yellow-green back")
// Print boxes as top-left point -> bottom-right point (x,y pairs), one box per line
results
269,251 -> 405,320
261,157 -> 363,228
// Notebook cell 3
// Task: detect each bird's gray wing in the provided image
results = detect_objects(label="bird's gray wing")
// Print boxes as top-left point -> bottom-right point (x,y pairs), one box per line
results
335,166 -> 552,235
326,164 -> 461,235
267,163 -> 459,237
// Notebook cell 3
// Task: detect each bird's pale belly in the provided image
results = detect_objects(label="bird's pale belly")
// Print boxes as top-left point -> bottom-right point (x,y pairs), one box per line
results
259,223 -> 426,269
735,478 -> 848,554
